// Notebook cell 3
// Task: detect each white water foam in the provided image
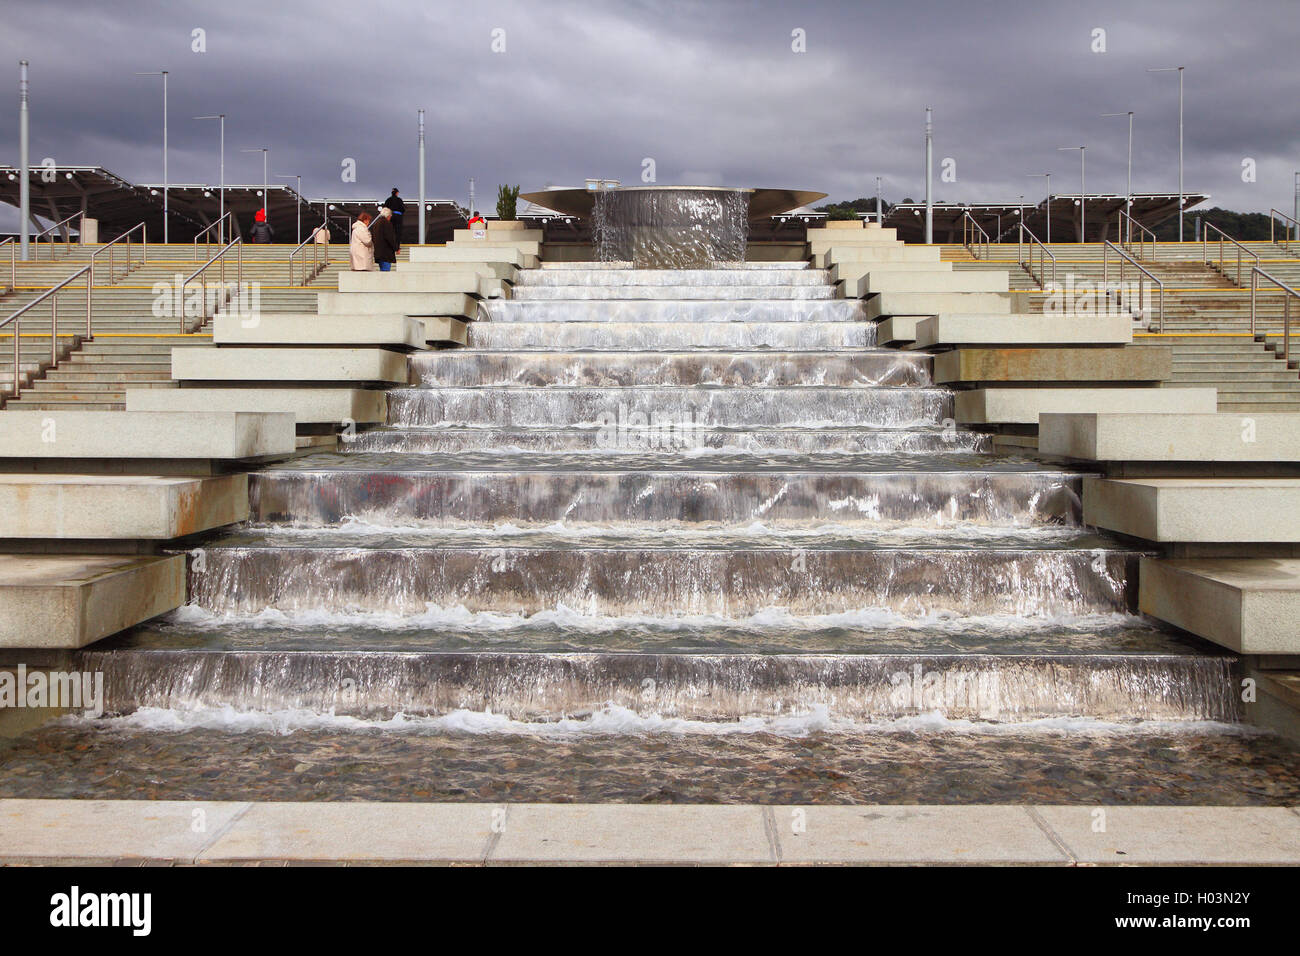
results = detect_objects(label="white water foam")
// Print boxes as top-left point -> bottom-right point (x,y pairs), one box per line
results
61,702 -> 1255,739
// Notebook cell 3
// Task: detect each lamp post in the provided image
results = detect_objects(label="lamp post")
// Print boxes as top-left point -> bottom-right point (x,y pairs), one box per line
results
276,173 -> 302,244
1027,173 -> 1051,242
1147,66 -> 1184,241
241,146 -> 269,219
924,107 -> 933,244
875,175 -> 882,224
418,109 -> 426,244
194,115 -> 225,243
1057,146 -> 1085,241
18,60 -> 29,261
1102,111 -> 1134,242
135,71 -> 169,243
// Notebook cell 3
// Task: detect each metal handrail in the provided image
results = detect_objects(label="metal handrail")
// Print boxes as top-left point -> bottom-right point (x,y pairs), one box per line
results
1201,222 -> 1259,287
180,237 -> 243,333
0,264 -> 92,399
89,222 -> 147,290
961,211 -> 990,260
1016,222 -> 1056,288
194,212 -> 235,262
1102,240 -> 1164,331
288,222 -> 330,286
31,213 -> 82,260
1117,209 -> 1157,260
1,238 -> 13,294
1270,208 -> 1300,254
1249,268 -> 1300,363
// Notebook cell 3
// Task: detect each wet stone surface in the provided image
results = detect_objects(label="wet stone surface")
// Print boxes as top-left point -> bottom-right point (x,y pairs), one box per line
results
1,725 -> 1298,805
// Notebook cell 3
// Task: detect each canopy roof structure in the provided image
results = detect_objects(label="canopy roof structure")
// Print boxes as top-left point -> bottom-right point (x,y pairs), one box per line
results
0,164 -> 465,242
519,185 -> 827,221
883,193 -> 1209,242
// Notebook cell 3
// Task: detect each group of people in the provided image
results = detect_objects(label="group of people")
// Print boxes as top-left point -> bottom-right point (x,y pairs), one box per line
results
349,188 -> 405,271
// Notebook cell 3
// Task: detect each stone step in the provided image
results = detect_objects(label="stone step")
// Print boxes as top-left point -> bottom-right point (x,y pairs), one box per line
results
211,313 -> 428,349
956,387 -> 1217,425
1085,477 -> 1300,542
0,553 -> 184,650
866,292 -> 1012,320
858,272 -> 1010,295
934,347 -> 1168,385
1140,557 -> 1300,654
172,347 -> 409,384
1039,411 -> 1300,461
0,410 -> 295,460
315,290 -> 478,318
912,314 -> 1132,349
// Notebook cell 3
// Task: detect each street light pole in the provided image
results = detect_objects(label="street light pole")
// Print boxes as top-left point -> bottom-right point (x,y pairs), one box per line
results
1057,146 -> 1086,241
1148,66 -> 1185,241
924,107 -> 933,244
195,115 -> 225,242
418,109 -> 426,244
242,147 -> 269,234
19,60 -> 29,261
135,71 -> 169,243
875,175 -> 882,224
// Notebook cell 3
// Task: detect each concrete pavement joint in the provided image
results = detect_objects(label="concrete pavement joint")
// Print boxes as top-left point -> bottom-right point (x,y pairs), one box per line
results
1025,806 -> 1078,865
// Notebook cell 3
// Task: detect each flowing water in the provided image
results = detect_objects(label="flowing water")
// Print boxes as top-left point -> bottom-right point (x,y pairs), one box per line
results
6,261 -> 1297,805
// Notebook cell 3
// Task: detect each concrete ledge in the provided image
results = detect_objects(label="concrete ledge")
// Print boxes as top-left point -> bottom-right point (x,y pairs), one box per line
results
861,272 -> 1009,295
0,554 -> 184,649
877,316 -> 923,345
452,228 -> 542,243
408,246 -> 526,267
824,245 -> 941,265
0,800 -> 1296,864
213,313 -> 427,349
402,261 -> 518,281
934,347 -> 1170,385
127,387 -> 387,425
1086,477 -> 1300,542
914,315 -> 1134,349
1139,557 -> 1300,654
1041,412 -> 1300,462
866,292 -> 1012,319
316,291 -> 477,317
955,388 -> 1218,425
417,317 -> 468,346
336,271 -> 486,295
172,347 -> 408,384
0,473 -> 247,539
448,238 -> 541,255
0,411 -> 296,459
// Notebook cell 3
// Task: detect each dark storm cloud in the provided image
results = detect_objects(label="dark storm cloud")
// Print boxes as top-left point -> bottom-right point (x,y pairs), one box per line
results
0,0 -> 1297,220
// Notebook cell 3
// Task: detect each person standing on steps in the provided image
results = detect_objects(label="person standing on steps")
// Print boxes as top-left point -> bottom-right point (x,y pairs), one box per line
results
349,212 -> 375,271
371,207 -> 399,272
250,208 -> 274,243
382,188 -> 405,249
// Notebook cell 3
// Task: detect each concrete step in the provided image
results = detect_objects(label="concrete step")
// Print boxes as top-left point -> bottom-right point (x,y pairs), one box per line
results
1140,558 -> 1300,654
1041,412 -> 1300,462
0,410 -> 296,459
1085,477 -> 1300,542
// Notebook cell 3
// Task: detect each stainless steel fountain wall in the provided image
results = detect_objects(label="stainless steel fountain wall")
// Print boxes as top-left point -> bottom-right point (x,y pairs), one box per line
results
591,186 -> 751,268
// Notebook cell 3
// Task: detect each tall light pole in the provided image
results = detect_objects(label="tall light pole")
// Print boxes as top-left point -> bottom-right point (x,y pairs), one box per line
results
18,60 -> 29,261
1148,66 -> 1184,241
135,71 -> 169,243
924,107 -> 934,244
276,174 -> 302,244
1293,171 -> 1299,242
1058,146 -> 1085,241
1102,111 -> 1133,242
1027,173 -> 1051,242
875,175 -> 882,224
195,114 -> 225,242
417,109 -> 426,244
241,146 -> 269,220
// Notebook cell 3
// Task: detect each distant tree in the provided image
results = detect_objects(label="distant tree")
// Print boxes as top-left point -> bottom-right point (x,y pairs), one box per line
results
496,184 -> 521,221
815,196 -> 894,221
1152,206 -> 1289,242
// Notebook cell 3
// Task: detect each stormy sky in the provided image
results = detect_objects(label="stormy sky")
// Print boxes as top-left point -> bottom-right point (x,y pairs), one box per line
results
0,0 -> 1297,225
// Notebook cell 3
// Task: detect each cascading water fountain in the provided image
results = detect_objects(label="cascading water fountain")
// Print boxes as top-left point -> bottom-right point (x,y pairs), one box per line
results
3,201 -> 1298,807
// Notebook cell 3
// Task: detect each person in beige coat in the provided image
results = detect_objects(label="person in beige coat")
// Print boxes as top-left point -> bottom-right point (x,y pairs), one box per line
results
350,213 -> 375,271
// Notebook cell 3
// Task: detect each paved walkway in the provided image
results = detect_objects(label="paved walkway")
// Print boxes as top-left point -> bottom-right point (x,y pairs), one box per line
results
2,800 -> 1299,865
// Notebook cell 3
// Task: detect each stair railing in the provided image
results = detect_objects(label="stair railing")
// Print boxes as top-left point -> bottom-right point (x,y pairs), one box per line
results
31,213 -> 82,260
288,222 -> 330,286
961,211 -> 990,260
1102,240 -> 1164,331
1201,222 -> 1259,287
1250,267 -> 1300,363
1270,208 -> 1300,255
194,212 -> 235,262
181,237 -> 243,333
0,264 -> 92,399
1016,222 -> 1056,288
89,222 -> 147,290
1117,209 -> 1157,261
1,238 -> 13,294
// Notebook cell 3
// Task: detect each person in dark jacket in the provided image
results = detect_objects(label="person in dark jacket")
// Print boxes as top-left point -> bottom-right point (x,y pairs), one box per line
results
382,188 -> 405,248
250,208 -> 274,243
371,207 -> 399,271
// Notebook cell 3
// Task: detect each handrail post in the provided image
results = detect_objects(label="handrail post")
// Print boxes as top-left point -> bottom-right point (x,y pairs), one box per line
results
11,312 -> 18,399
1251,269 -> 1257,337
1286,295 -> 1291,367
86,266 -> 92,341
50,291 -> 57,367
